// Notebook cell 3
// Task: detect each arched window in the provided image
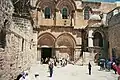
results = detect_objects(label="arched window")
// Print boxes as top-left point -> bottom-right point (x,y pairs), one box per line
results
62,8 -> 68,19
44,7 -> 51,19
84,7 -> 92,20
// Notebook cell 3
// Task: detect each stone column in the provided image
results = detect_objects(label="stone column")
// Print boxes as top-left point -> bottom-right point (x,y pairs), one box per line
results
88,30 -> 93,47
37,48 -> 41,62
102,13 -> 107,25
74,49 -> 81,60
56,50 -> 59,59
74,49 -> 77,61
88,30 -> 95,64
56,11 -> 61,26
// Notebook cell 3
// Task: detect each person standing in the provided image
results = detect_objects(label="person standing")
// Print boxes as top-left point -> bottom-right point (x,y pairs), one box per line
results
88,62 -> 92,75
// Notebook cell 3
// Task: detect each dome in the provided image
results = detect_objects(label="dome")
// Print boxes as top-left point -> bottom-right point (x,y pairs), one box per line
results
89,14 -> 101,20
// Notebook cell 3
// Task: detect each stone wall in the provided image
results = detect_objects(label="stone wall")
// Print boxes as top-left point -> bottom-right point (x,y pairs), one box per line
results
108,12 -> 120,59
0,0 -> 37,80
108,13 -> 120,27
108,24 -> 120,58
0,0 -> 13,29
0,0 -> 13,79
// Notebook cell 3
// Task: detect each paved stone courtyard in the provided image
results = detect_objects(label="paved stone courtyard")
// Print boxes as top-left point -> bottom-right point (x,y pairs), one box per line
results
28,63 -> 119,80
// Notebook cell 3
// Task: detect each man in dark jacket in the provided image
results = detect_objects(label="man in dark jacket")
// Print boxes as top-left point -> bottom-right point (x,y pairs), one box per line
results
88,62 -> 92,75
48,59 -> 54,77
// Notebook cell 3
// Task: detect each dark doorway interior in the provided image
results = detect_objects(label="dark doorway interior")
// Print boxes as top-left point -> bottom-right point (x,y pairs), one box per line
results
93,32 -> 103,47
41,48 -> 52,64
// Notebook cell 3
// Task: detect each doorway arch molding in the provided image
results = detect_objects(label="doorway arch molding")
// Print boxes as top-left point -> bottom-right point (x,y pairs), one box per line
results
55,33 -> 76,47
38,32 -> 56,47
92,29 -> 106,39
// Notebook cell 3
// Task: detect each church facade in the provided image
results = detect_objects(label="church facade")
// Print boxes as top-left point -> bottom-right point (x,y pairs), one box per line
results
31,0 -> 118,63
0,0 -> 120,79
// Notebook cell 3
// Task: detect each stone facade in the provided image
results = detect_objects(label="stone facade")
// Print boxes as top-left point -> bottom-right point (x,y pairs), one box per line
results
32,0 -> 117,64
107,7 -> 120,59
36,26 -> 82,61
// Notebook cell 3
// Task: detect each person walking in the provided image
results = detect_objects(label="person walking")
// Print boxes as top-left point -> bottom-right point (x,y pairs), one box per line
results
112,62 -> 120,80
48,58 -> 54,77
88,62 -> 92,75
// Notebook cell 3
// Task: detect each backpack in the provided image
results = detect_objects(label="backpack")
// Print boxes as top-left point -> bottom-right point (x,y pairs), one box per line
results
49,62 -> 53,69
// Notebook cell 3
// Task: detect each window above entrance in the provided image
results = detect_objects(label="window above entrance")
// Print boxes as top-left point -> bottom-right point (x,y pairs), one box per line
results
44,7 -> 51,19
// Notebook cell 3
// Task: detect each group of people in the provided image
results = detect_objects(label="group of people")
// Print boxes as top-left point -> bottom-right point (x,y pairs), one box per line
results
98,58 -> 120,80
98,59 -> 112,71
41,57 -> 68,67
58,58 -> 68,67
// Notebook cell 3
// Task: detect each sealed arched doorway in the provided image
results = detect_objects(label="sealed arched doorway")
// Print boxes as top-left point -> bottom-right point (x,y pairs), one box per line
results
38,33 -> 55,63
55,33 -> 76,61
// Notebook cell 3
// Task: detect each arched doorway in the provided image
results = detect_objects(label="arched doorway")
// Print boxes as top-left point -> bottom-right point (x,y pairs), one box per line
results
93,32 -> 104,62
55,33 -> 76,61
93,32 -> 103,47
38,33 -> 55,63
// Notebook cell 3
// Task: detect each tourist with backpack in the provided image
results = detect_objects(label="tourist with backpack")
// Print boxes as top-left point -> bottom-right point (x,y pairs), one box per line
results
48,58 -> 54,77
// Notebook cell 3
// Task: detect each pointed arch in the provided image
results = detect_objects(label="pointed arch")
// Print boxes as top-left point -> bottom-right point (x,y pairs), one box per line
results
38,32 -> 56,47
93,32 -> 103,47
36,0 -> 55,15
55,33 -> 76,47
57,0 -> 76,10
92,29 -> 106,39
56,0 -> 76,17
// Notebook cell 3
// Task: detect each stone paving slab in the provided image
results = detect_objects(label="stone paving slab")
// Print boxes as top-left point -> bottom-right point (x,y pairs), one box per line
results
28,64 -> 119,80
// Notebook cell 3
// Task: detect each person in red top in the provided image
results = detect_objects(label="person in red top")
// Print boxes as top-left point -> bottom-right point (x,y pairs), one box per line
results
112,62 -> 120,80
112,63 -> 120,74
